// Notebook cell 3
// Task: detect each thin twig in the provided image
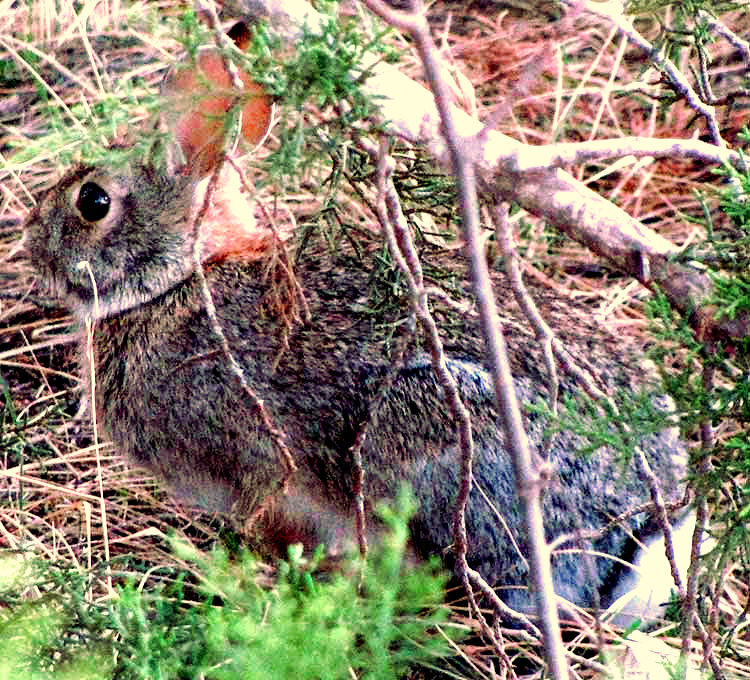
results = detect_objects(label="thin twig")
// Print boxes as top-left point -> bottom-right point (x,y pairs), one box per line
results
562,0 -> 725,146
196,0 -> 246,92
362,1 -> 570,677
680,356 -> 723,679
493,202 -> 559,410
189,164 -> 298,493
635,447 -> 685,597
510,137 -> 747,173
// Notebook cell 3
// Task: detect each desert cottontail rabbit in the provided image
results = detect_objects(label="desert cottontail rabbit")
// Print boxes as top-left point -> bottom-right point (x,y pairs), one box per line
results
23,31 -> 687,618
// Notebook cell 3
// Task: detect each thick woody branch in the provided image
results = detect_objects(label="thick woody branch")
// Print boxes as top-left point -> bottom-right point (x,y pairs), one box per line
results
231,0 -> 749,344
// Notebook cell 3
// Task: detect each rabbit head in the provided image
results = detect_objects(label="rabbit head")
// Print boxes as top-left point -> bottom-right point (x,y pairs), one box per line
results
25,21 -> 274,321
25,164 -> 200,320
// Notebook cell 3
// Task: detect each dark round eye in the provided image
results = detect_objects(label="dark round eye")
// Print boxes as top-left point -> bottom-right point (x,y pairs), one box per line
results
76,182 -> 111,222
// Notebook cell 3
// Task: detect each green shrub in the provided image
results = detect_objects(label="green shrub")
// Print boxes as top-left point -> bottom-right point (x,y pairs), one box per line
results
0,492 -> 462,679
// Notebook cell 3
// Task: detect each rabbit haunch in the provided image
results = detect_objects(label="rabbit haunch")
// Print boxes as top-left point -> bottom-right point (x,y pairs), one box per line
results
25,163 -> 687,617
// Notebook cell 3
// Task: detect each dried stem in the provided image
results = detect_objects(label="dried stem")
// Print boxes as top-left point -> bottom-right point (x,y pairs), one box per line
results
635,447 -> 685,597
372,135 -> 476,569
362,1 -> 570,677
190,164 -> 298,493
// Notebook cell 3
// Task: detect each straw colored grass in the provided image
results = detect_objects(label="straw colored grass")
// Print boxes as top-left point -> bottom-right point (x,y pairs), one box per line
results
1,0 -> 749,677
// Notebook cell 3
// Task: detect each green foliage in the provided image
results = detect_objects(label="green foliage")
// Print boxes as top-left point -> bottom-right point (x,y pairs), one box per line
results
5,3 -> 387,185
391,150 -> 460,232
173,7 -> 213,59
689,161 -> 750,339
246,6 -> 395,191
709,271 -> 750,326
248,1 -> 396,110
716,153 -> 750,233
645,292 -> 709,423
5,0 -> 173,169
0,369 -> 78,474
645,288 -> 750,638
0,47 -> 40,88
0,557 -> 114,679
0,492 -> 460,680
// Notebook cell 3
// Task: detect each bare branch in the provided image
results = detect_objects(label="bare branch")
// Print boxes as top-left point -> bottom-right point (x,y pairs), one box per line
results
697,9 -> 750,65
561,0 -> 726,146
233,0 -> 750,344
508,137 -> 747,173
362,2 -> 571,677
487,165 -> 750,345
634,448 -> 685,599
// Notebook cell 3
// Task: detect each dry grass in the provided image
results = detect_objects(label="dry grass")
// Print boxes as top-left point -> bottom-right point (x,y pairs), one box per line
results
1,0 -> 749,677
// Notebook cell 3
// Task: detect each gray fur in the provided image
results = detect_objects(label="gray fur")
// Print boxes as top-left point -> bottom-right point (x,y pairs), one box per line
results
25,163 -> 686,615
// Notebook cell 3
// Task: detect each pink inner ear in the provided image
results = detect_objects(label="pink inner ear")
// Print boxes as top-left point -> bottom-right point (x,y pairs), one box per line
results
165,49 -> 273,175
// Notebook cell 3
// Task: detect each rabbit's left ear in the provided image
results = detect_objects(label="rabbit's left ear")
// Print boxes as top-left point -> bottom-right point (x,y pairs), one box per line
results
160,20 -> 273,176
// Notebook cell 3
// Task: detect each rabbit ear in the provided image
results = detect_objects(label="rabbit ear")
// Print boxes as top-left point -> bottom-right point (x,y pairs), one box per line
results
160,22 -> 273,176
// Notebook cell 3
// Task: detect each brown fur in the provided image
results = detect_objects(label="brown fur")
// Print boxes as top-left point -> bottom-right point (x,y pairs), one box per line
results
24,161 -> 686,613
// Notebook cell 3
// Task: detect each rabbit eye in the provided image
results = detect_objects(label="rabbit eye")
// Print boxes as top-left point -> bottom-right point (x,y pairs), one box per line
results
76,182 -> 111,222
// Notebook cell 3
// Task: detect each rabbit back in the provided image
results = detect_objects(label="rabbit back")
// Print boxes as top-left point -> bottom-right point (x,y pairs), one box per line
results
91,246 -> 685,611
